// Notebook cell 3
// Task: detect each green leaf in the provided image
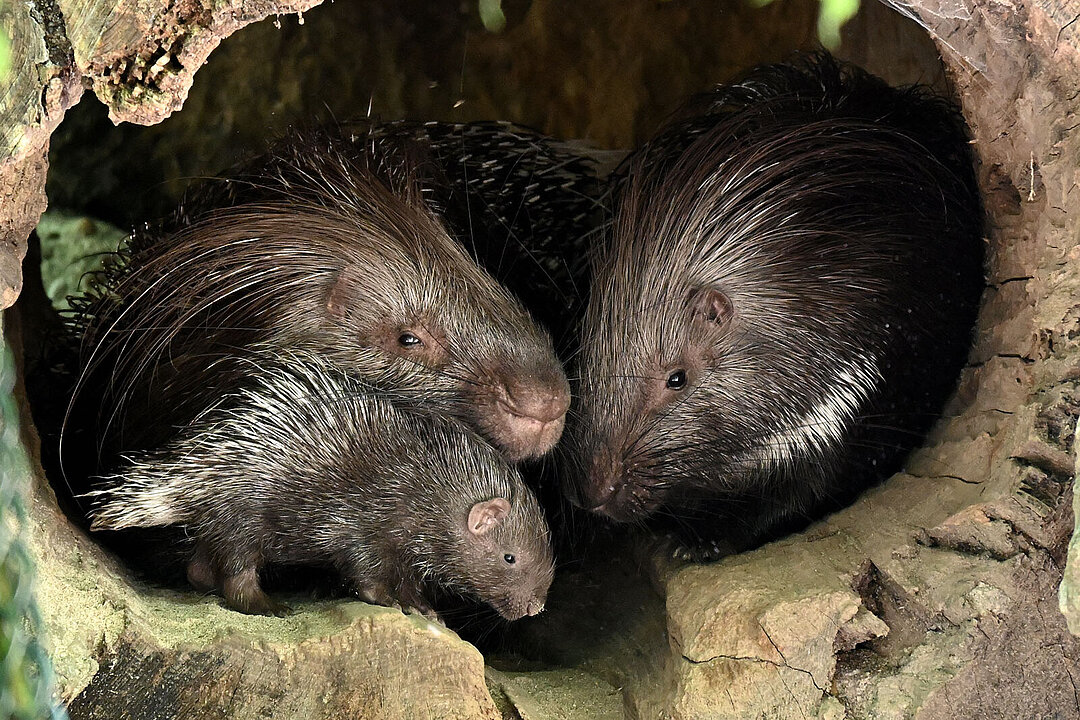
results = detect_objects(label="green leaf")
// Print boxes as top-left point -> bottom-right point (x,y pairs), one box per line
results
748,0 -> 861,49
818,0 -> 860,49
479,0 -> 507,33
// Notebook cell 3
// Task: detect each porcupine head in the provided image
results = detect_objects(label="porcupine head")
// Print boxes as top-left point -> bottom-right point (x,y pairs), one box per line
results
447,494 -> 554,620
76,135 -> 571,464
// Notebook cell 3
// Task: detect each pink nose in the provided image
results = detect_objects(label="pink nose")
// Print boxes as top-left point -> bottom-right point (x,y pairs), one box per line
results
488,378 -> 571,461
498,382 -> 571,424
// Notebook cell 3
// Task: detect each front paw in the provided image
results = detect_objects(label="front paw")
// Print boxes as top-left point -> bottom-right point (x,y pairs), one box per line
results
355,581 -> 395,607
659,533 -> 734,563
402,603 -> 444,624
355,582 -> 442,623
222,568 -> 292,616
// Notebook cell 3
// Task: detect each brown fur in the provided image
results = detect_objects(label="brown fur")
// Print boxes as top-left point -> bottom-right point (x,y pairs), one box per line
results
69,135 -> 569,469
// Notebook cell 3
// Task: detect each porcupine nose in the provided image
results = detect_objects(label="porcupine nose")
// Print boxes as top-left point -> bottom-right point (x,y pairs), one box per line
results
502,378 -> 571,423
583,445 -> 634,520
496,376 -> 571,460
525,598 -> 546,617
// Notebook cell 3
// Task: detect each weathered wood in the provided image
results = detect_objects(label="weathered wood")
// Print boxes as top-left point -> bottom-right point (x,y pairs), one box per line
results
63,608 -> 501,720
57,0 -> 322,126
0,0 -> 322,313
0,0 -> 81,309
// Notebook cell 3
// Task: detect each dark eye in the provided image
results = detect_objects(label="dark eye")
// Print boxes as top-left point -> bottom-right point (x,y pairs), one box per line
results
503,553 -> 516,564
666,370 -> 687,390
398,332 -> 422,347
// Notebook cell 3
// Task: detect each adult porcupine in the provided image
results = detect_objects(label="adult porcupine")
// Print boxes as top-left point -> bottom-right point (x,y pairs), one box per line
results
360,121 -> 603,356
568,52 -> 985,554
184,120 -> 604,357
67,125 -> 582,478
88,353 -> 554,619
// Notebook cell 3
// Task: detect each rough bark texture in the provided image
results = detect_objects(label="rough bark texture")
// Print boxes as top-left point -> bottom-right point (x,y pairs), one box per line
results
0,0 -> 81,309
0,0 -> 322,312
3,0 -> 1080,717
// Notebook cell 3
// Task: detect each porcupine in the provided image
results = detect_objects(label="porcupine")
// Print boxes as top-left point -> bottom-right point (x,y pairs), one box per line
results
87,352 -> 555,619
149,121 -> 606,552
183,120 -> 605,358
351,121 -> 604,358
64,125 -> 583,488
568,52 -> 985,555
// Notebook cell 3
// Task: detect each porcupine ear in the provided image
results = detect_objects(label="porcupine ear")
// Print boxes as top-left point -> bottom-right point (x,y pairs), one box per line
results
689,287 -> 734,327
326,265 -> 363,319
467,498 -> 511,536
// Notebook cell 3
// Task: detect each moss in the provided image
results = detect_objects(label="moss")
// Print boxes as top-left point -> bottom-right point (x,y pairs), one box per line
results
486,667 -> 624,720
34,211 -> 126,312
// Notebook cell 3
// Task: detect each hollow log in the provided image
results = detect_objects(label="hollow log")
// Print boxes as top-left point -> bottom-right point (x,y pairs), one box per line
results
3,0 -> 1080,718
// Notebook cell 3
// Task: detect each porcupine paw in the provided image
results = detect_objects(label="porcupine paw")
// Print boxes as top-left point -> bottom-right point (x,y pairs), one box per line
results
186,555 -> 217,592
223,568 -> 292,617
662,534 -> 734,563
403,603 -> 443,624
355,582 -> 440,622
397,586 -> 442,623
356,581 -> 396,608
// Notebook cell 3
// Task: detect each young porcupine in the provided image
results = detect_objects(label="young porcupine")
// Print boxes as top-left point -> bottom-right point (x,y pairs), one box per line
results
568,52 -> 985,555
87,352 -> 555,619
65,124 -> 590,482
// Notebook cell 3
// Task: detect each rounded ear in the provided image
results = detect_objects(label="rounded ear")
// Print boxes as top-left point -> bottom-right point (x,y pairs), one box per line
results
327,265 -> 362,319
689,287 -> 733,327
467,498 -> 512,536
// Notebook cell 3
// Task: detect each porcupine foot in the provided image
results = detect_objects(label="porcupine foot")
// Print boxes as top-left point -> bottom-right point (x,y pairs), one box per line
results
396,581 -> 441,623
356,580 -> 397,608
356,575 -> 440,621
223,567 -> 291,616
186,543 -> 217,592
660,533 -> 736,564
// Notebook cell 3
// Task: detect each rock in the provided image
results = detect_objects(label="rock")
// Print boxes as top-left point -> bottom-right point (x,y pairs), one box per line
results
661,535 -> 881,719
486,667 -> 624,720
922,505 -> 1022,560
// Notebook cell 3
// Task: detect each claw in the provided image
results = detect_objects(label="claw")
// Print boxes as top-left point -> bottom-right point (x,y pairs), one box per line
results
223,567 -> 290,616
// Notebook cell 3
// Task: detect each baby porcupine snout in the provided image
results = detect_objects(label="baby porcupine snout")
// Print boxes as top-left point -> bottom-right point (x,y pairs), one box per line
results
503,595 -> 547,621
506,562 -> 555,620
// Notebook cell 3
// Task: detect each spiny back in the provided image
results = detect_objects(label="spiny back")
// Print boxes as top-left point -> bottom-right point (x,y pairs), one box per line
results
87,352 -> 520,523
182,121 -> 604,355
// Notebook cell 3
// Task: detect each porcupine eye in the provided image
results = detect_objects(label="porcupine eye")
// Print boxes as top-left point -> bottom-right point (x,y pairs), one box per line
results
388,326 -> 449,367
503,554 -> 516,564
666,370 -> 688,390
